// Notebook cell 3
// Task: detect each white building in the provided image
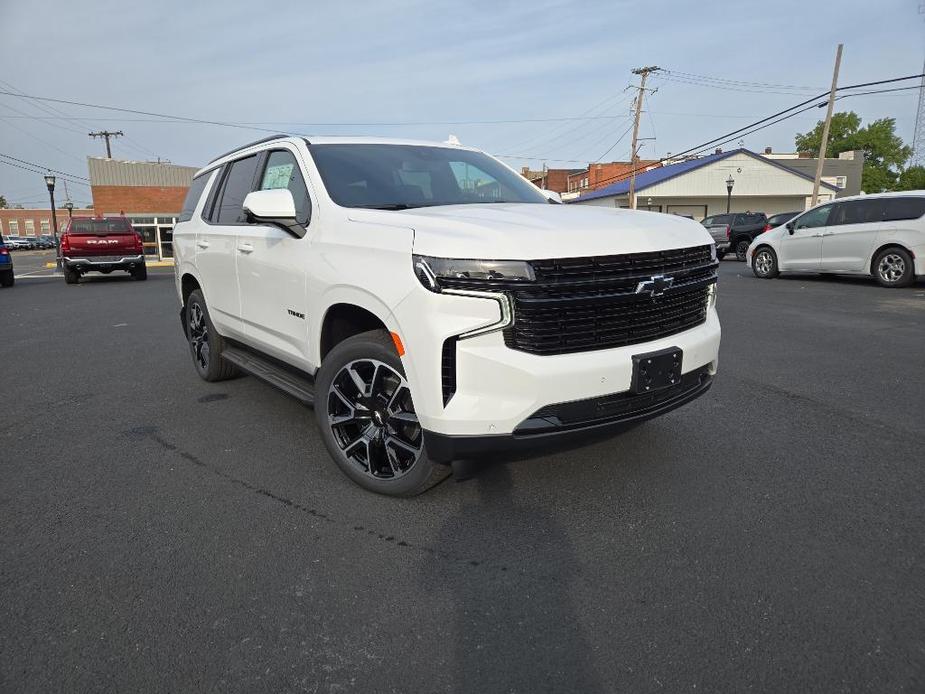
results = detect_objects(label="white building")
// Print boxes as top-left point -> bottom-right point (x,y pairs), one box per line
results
571,148 -> 839,220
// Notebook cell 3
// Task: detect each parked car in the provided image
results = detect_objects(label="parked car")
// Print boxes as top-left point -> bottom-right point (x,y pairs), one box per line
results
35,235 -> 55,249
4,236 -> 29,250
60,217 -> 147,284
0,234 -> 13,287
748,191 -> 925,288
765,211 -> 801,230
174,135 -> 721,496
702,212 -> 768,261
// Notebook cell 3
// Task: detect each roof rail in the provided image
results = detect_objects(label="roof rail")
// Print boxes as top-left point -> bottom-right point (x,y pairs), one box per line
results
207,134 -> 292,164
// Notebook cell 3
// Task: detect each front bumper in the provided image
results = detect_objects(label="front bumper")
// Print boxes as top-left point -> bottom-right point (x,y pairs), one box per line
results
394,282 -> 721,438
424,365 -> 712,463
64,255 -> 145,271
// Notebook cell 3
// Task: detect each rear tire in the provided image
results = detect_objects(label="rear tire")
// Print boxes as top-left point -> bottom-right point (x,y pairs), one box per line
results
752,246 -> 779,279
314,329 -> 449,496
735,239 -> 751,262
716,251 -> 726,261
0,269 -> 13,287
63,266 -> 79,284
873,247 -> 914,288
132,264 -> 148,281
185,289 -> 240,381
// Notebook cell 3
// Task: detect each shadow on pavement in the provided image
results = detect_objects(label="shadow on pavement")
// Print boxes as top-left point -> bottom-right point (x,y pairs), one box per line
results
426,463 -> 605,693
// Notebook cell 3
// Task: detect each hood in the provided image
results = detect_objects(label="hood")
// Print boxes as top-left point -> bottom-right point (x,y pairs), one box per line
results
348,203 -> 713,259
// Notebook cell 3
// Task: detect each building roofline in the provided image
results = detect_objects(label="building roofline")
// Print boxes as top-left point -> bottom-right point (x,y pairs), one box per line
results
574,148 -> 838,202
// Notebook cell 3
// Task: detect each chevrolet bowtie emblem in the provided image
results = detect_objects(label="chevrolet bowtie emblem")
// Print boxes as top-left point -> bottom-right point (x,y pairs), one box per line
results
635,274 -> 674,297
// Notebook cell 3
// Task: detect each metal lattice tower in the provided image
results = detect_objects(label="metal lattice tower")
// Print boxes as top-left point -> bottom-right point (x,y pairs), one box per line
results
912,57 -> 925,166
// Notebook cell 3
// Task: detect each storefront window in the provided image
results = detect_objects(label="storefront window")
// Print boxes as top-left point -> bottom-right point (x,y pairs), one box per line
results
158,226 -> 173,258
136,226 -> 159,256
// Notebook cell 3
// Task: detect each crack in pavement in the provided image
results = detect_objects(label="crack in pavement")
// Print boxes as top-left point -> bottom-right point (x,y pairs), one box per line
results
123,425 -> 522,578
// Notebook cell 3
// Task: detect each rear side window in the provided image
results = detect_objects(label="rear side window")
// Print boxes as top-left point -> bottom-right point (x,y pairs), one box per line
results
215,155 -> 260,224
68,218 -> 134,234
882,197 -> 925,222
179,174 -> 210,222
829,199 -> 885,226
258,150 -> 311,225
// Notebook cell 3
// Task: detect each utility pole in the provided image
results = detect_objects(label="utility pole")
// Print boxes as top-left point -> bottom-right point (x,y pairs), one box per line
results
811,44 -> 843,207
88,130 -> 123,159
628,66 -> 659,210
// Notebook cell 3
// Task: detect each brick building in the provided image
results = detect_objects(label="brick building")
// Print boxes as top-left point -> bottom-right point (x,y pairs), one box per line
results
0,207 -> 91,239
522,160 -> 661,198
87,157 -> 199,260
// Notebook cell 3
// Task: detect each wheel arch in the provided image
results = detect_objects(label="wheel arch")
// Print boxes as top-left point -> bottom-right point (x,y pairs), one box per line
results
868,242 -> 914,276
180,272 -> 202,307
319,302 -> 391,364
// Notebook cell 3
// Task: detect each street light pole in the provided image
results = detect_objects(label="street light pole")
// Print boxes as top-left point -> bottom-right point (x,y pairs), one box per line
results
726,175 -> 735,214
44,174 -> 60,271
65,201 -> 74,219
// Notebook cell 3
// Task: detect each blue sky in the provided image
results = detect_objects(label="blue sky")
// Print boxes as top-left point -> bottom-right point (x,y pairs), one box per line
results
1,0 -> 922,207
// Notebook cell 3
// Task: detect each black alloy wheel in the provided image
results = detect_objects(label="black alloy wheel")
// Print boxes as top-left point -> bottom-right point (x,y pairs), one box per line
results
327,358 -> 422,480
735,239 -> 751,261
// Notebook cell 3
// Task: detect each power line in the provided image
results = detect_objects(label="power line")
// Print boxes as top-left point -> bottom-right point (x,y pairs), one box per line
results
569,72 -> 925,195
593,121 -> 636,162
0,153 -> 89,180
663,70 -> 825,91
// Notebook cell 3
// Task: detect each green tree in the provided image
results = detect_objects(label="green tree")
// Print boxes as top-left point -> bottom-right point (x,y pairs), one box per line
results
794,111 -> 912,193
896,165 -> 925,191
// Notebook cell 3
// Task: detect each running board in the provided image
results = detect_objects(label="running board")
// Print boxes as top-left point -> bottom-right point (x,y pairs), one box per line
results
221,346 -> 315,406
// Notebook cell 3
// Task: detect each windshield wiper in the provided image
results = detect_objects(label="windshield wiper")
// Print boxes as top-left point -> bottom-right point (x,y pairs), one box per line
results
351,203 -> 416,210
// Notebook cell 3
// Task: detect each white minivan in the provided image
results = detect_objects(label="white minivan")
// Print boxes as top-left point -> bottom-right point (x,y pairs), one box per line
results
747,191 -> 925,287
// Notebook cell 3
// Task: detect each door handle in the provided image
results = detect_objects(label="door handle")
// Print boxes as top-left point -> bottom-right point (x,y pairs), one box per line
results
196,240 -> 210,249
822,231 -> 834,236
237,243 -> 254,254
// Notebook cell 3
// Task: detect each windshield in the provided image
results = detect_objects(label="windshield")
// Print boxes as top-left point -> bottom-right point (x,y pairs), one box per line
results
309,144 -> 548,209
69,218 -> 134,234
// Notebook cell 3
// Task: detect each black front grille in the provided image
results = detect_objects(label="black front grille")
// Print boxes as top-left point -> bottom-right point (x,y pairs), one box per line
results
506,245 -> 715,356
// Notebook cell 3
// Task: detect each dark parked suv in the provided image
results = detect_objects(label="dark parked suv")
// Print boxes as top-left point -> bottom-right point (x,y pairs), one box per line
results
702,212 -> 769,261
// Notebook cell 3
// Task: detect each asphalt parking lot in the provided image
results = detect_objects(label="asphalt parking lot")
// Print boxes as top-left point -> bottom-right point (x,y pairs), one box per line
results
1,257 -> 924,693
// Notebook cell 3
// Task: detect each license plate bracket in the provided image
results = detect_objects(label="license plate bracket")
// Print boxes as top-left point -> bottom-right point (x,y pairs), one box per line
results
631,347 -> 683,394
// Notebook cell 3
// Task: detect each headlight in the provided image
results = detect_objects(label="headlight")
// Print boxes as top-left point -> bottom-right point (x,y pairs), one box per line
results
413,255 -> 535,292
709,243 -> 717,262
706,282 -> 717,309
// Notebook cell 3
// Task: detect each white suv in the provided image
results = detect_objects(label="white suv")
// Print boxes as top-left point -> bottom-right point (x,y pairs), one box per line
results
748,191 -> 925,287
174,136 -> 721,495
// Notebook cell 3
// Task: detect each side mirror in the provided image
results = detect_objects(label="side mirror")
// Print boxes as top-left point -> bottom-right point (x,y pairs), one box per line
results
540,189 -> 562,204
786,221 -> 795,235
242,189 -> 306,238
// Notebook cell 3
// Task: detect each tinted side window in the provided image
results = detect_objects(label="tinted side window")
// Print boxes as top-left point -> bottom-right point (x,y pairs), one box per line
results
258,150 -> 311,225
179,174 -> 209,223
794,204 -> 833,229
215,155 -> 260,224
882,197 -> 925,222
829,199 -> 885,226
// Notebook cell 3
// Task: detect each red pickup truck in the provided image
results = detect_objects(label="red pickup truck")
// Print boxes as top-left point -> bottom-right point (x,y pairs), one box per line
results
61,217 -> 147,284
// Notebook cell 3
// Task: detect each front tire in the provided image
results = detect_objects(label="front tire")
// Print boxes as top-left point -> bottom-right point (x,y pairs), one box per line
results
735,239 -> 751,262
0,269 -> 13,287
752,246 -> 779,279
185,289 -> 240,381
314,329 -> 448,496
873,247 -> 914,288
